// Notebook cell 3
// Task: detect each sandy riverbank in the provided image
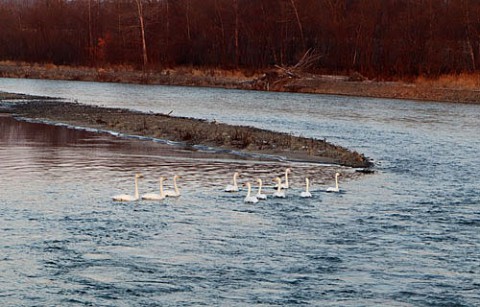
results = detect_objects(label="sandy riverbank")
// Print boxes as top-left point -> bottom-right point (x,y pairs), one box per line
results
0,94 -> 372,168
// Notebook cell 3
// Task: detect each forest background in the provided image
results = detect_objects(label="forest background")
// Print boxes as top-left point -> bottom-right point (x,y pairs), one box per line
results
1,0 -> 480,81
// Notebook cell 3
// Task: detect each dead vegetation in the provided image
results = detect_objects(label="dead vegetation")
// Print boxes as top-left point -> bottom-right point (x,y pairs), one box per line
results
415,73 -> 480,90
1,61 -> 480,104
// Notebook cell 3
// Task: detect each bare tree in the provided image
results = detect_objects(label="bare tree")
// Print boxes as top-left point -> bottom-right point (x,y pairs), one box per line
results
462,0 -> 476,71
234,0 -> 239,67
2,0 -> 480,79
288,0 -> 305,51
134,0 -> 148,69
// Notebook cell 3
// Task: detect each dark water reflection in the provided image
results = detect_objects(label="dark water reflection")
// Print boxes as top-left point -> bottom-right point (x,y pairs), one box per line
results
0,115 -> 354,189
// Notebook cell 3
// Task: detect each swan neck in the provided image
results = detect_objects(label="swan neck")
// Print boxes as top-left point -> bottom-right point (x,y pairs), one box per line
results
285,170 -> 289,187
160,179 -> 165,197
247,183 -> 251,197
335,175 -> 339,189
233,174 -> 238,187
258,180 -> 263,194
134,177 -> 139,199
306,179 -> 310,193
173,177 -> 179,193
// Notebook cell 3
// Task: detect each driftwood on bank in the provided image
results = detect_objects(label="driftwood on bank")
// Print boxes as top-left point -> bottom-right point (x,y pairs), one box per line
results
252,49 -> 325,90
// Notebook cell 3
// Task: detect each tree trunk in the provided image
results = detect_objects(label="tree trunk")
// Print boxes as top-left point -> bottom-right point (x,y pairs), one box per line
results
165,0 -> 170,65
234,0 -> 240,67
135,0 -> 148,70
289,0 -> 305,51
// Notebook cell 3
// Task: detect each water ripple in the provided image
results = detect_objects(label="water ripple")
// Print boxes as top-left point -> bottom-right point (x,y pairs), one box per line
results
1,81 -> 480,305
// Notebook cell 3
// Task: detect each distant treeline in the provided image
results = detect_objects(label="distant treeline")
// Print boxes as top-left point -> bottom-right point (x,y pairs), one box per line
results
1,0 -> 479,78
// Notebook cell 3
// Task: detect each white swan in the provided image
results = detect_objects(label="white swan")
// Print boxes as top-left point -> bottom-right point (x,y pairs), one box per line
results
255,178 -> 267,200
326,172 -> 340,193
142,177 -> 167,200
225,172 -> 240,192
112,173 -> 144,202
243,182 -> 259,203
164,175 -> 181,197
300,178 -> 312,198
272,177 -> 286,198
275,168 -> 291,189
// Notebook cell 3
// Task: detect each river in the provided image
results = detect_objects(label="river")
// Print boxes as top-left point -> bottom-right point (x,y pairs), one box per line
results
1,78 -> 479,306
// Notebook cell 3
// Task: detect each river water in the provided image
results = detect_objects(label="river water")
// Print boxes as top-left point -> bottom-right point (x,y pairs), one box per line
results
0,78 -> 479,306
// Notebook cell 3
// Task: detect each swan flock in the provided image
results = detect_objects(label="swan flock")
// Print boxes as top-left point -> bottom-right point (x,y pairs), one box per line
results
112,169 -> 342,203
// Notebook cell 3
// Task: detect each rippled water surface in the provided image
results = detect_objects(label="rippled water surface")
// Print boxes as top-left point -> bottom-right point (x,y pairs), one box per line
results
1,78 -> 479,306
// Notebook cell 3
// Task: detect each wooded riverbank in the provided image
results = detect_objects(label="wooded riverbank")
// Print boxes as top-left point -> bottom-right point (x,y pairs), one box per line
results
1,62 -> 479,104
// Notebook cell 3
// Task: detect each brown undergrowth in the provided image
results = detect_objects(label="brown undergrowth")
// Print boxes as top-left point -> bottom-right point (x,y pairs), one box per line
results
1,61 -> 479,104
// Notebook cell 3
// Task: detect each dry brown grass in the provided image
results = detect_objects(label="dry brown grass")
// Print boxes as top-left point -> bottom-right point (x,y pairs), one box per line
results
0,60 -> 30,66
415,73 -> 480,90
166,66 -> 260,82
